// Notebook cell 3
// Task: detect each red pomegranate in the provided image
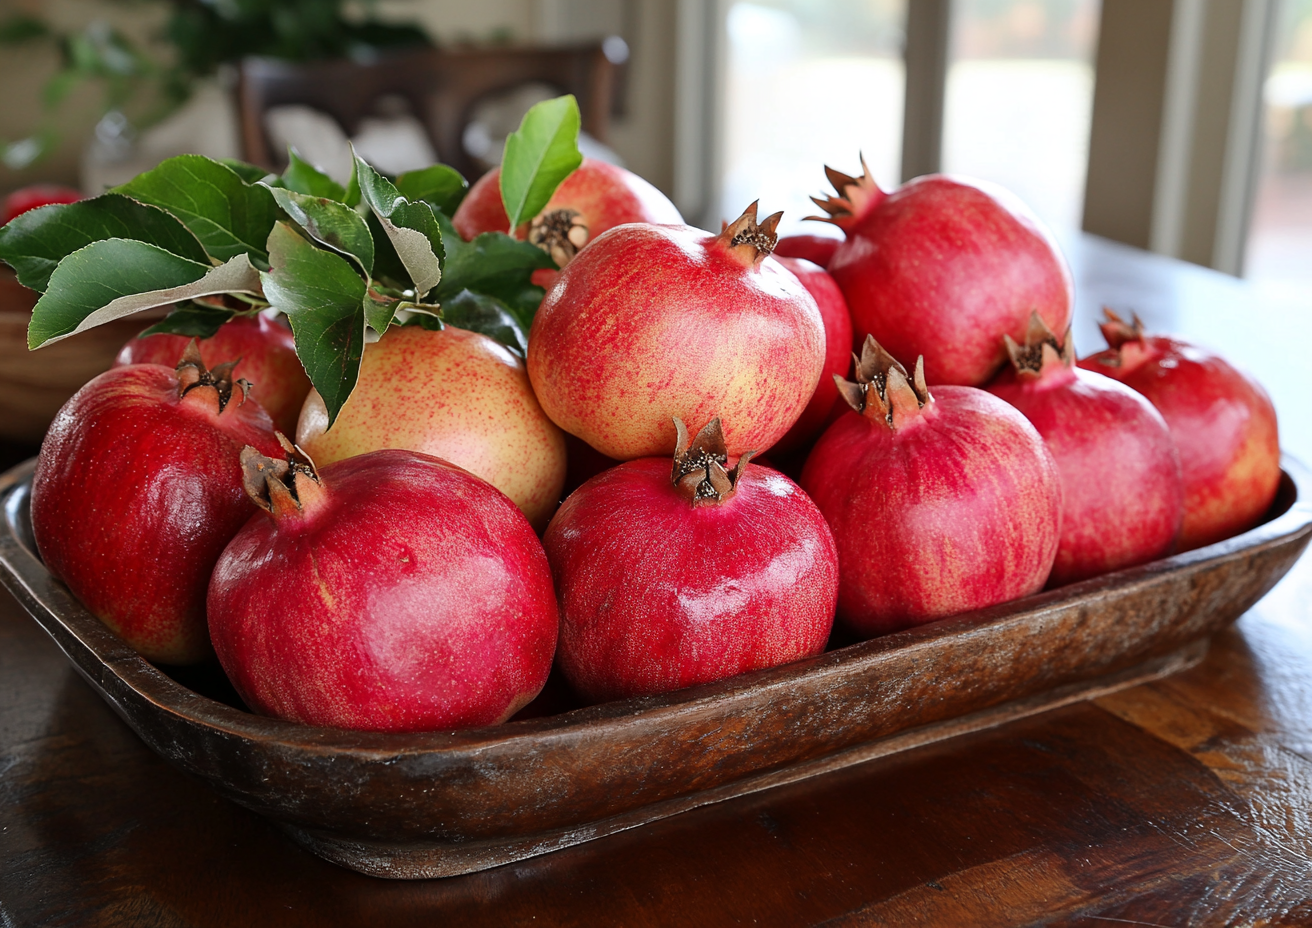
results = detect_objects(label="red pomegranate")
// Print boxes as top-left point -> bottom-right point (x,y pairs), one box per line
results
544,418 -> 838,703
116,311 -> 311,436
1078,310 -> 1280,551
452,157 -> 683,266
801,337 -> 1061,636
2,184 -> 82,224
770,256 -> 854,456
774,234 -> 840,269
208,445 -> 559,732
986,315 -> 1184,586
31,344 -> 283,664
812,158 -> 1072,386
528,203 -> 826,460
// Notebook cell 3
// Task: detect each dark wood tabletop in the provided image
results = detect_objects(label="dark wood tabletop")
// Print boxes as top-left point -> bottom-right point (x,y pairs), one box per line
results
2,234 -> 1311,926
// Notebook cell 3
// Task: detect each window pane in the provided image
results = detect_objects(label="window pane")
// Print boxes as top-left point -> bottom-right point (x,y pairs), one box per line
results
941,0 -> 1100,232
1246,0 -> 1312,283
721,0 -> 907,236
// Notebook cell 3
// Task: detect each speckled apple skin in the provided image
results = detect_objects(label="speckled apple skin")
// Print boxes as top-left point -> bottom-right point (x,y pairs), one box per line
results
987,365 -> 1184,586
770,257 -> 854,456
31,363 -> 284,664
115,313 -> 311,437
828,176 -> 1073,387
1080,336 -> 1280,551
452,157 -> 683,243
800,387 -> 1061,637
543,458 -> 838,703
208,449 -> 559,732
527,224 -> 826,460
296,325 -> 566,531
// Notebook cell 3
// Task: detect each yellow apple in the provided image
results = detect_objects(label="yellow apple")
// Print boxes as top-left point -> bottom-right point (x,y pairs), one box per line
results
297,325 -> 566,530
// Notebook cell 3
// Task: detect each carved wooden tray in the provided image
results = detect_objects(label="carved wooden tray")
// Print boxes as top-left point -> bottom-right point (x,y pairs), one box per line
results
1,456 -> 1309,879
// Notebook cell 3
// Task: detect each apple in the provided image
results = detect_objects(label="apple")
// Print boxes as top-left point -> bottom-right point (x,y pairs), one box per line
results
296,324 -> 567,530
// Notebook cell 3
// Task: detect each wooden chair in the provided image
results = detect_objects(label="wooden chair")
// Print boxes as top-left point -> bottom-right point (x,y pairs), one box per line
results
236,43 -> 619,179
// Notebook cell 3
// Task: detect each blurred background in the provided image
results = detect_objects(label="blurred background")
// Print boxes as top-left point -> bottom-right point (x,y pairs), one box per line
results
0,0 -> 1307,284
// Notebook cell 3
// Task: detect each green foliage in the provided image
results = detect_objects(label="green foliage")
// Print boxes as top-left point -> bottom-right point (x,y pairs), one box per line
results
433,214 -> 553,332
437,289 -> 528,356
395,164 -> 469,216
266,185 -> 374,276
280,149 -> 346,201
0,194 -> 208,292
260,222 -> 366,426
139,301 -> 239,339
499,95 -> 584,230
355,156 -> 444,297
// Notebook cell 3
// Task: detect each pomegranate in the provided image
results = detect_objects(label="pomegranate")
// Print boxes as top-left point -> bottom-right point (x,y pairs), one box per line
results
774,234 -> 840,269
297,324 -> 566,531
769,256 -> 854,456
31,344 -> 283,664
543,418 -> 838,703
800,336 -> 1061,636
1078,310 -> 1280,551
528,202 -> 826,460
812,158 -> 1073,386
986,315 -> 1184,586
208,445 -> 558,731
2,184 -> 82,224
453,157 -> 684,266
115,311 -> 311,437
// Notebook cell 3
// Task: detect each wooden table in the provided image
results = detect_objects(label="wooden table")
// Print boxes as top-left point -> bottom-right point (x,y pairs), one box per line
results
2,235 -> 1311,926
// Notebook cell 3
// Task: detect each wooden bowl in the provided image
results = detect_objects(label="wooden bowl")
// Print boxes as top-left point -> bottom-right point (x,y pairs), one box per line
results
1,456 -> 1309,879
0,269 -> 164,443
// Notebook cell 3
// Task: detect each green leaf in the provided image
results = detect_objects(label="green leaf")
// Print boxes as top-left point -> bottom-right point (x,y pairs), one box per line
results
438,289 -> 528,356
0,14 -> 51,44
113,154 -> 280,263
139,301 -> 237,339
355,155 -> 444,297
260,222 -> 366,426
395,164 -> 468,216
218,158 -> 273,184
282,149 -> 346,201
363,295 -> 399,334
499,95 -> 583,230
29,244 -> 261,348
0,193 -> 210,292
265,185 -> 373,276
433,213 -> 553,331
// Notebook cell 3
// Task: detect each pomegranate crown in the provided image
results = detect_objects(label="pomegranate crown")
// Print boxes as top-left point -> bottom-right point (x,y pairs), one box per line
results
528,208 -> 588,268
835,335 -> 930,430
716,201 -> 783,267
1004,312 -> 1075,380
1098,308 -> 1147,350
807,153 -> 888,231
241,434 -> 325,519
176,339 -> 250,413
670,417 -> 754,506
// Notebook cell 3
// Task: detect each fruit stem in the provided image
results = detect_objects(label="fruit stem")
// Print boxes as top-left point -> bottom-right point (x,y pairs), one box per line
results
528,208 -> 589,267
175,339 -> 250,414
716,202 -> 783,268
806,153 -> 889,232
835,335 -> 930,430
670,417 -> 754,506
241,437 -> 327,520
1003,313 -> 1075,382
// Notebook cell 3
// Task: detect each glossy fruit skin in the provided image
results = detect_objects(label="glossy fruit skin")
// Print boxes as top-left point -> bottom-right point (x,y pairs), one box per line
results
528,224 -> 826,459
2,185 -> 82,224
770,257 -> 854,455
31,364 -> 283,664
297,324 -> 566,531
452,158 -> 683,243
543,457 -> 838,703
828,176 -> 1072,386
800,386 -> 1061,636
1079,336 -> 1280,551
115,313 -> 310,437
774,234 -> 840,269
208,450 -> 558,732
987,365 -> 1184,586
